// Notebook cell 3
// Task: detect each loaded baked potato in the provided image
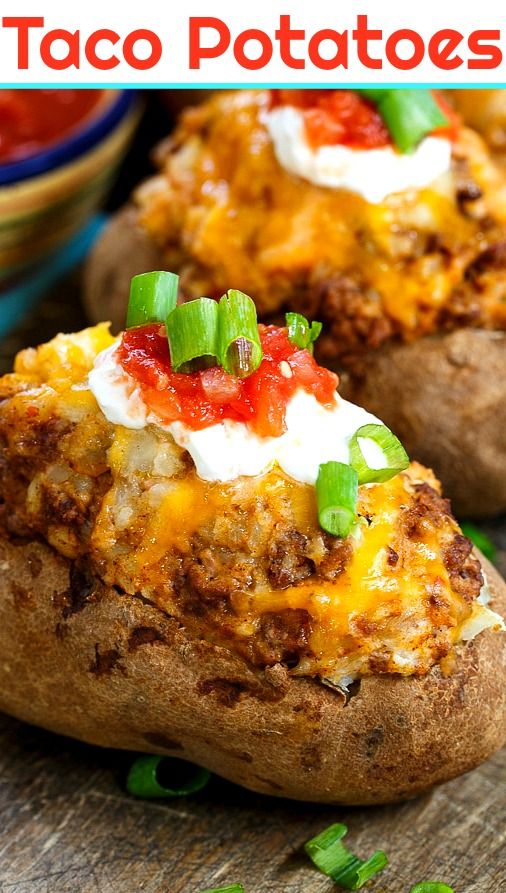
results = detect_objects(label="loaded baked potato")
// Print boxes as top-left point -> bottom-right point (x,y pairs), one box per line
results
1,276 -> 505,805
85,89 -> 506,517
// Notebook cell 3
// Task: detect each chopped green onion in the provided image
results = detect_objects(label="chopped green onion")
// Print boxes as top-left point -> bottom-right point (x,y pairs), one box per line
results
349,423 -> 409,485
218,289 -> 263,378
126,271 -> 179,328
166,298 -> 219,372
357,88 -> 388,104
409,885 -> 455,893
305,823 -> 349,875
357,89 -> 449,153
380,90 -> 449,153
304,823 -> 388,890
460,523 -> 496,563
316,463 -> 358,538
126,755 -> 211,799
198,887 -> 244,893
286,312 -> 322,353
334,851 -> 389,889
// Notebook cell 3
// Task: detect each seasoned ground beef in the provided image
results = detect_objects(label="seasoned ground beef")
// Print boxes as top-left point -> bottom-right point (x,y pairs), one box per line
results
443,533 -> 483,604
267,529 -> 315,588
247,609 -> 313,667
0,328 -> 491,681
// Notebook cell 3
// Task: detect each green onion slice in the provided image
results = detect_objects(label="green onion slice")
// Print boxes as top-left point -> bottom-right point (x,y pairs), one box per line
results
460,522 -> 496,563
166,298 -> 219,372
286,311 -> 322,353
126,755 -> 211,799
198,887 -> 245,893
218,289 -> 263,378
305,823 -> 349,875
357,89 -> 449,153
304,823 -> 388,890
335,851 -> 389,889
316,462 -> 358,538
349,423 -> 409,484
409,884 -> 455,893
126,271 -> 179,328
358,88 -> 387,104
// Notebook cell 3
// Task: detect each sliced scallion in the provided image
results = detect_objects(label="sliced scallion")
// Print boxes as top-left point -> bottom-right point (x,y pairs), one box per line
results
126,271 -> 179,328
349,423 -> 409,484
126,755 -> 211,799
316,463 -> 358,538
198,886 -> 245,893
286,312 -> 322,354
336,851 -> 389,889
357,89 -> 449,153
304,823 -> 388,890
460,522 -> 496,563
409,885 -> 455,893
305,823 -> 349,875
381,90 -> 448,153
166,298 -> 219,372
218,289 -> 263,378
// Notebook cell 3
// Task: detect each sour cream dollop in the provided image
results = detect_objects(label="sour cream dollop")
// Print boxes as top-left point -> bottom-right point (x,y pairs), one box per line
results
88,342 -> 385,485
264,105 -> 452,204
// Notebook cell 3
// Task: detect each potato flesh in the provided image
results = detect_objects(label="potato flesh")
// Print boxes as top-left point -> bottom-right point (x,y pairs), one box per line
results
0,328 -> 486,683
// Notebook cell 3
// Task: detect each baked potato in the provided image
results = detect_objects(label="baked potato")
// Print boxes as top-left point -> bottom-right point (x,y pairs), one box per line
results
339,328 -> 506,518
85,89 -> 506,517
0,307 -> 505,805
1,533 -> 504,806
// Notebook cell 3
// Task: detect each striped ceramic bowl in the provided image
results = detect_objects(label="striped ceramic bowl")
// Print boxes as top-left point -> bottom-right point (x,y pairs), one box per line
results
0,90 -> 140,290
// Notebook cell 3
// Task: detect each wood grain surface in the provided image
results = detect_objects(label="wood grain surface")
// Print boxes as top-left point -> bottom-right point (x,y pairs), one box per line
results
0,712 -> 504,893
0,284 -> 505,893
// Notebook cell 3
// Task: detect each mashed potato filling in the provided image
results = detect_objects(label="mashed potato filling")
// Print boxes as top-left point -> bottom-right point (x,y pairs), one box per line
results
0,327 -> 503,686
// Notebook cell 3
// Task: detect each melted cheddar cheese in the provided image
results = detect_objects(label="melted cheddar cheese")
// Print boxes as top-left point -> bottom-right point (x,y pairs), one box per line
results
136,91 -> 506,353
1,327 -> 502,685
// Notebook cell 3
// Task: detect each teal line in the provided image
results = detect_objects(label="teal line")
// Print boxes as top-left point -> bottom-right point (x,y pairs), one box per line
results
1,82 -> 506,89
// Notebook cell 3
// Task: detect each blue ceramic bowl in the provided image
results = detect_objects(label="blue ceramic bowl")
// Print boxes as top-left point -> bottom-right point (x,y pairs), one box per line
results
0,91 -> 137,186
0,90 -> 141,335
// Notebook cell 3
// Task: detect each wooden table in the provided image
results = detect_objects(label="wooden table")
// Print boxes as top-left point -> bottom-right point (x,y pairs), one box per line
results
0,288 -> 505,893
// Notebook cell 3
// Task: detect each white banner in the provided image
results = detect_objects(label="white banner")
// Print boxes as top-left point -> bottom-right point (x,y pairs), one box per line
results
0,0 -> 505,85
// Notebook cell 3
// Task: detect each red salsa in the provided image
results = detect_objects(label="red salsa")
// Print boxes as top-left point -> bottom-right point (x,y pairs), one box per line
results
117,324 -> 338,438
0,89 -> 103,164
271,89 -> 391,150
271,89 -> 458,151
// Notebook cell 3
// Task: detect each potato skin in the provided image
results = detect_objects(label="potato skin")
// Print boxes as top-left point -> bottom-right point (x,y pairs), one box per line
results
0,532 -> 505,805
340,329 -> 506,519
84,205 -> 165,332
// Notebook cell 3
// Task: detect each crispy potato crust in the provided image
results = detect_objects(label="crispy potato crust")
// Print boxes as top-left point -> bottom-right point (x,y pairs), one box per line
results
0,530 -> 504,805
340,329 -> 506,518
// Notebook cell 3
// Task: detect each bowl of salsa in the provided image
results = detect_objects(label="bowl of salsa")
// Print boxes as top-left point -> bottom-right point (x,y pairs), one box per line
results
0,88 -> 140,328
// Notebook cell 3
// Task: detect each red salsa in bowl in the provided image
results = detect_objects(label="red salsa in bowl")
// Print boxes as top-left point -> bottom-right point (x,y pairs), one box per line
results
0,89 -> 103,164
